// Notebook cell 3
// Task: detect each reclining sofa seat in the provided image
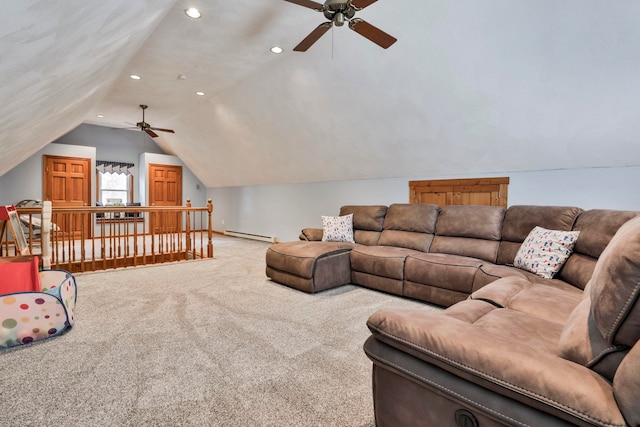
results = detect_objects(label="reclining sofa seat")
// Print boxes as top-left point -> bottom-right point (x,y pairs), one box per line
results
350,203 -> 440,297
364,214 -> 640,426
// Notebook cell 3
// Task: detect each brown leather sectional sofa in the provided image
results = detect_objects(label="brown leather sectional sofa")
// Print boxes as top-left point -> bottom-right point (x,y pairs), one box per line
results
265,204 -> 640,426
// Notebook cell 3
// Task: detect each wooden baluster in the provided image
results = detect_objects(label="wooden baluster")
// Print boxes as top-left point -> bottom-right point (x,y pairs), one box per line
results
41,201 -> 52,269
185,199 -> 192,259
207,198 -> 213,258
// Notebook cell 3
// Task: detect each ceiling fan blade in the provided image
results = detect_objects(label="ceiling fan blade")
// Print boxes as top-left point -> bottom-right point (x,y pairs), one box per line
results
149,127 -> 175,134
283,0 -> 324,11
294,22 -> 332,52
145,129 -> 159,138
350,0 -> 378,10
349,18 -> 397,49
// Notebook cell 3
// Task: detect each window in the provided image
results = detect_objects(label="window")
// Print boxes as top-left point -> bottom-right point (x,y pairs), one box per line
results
96,160 -> 135,206
98,172 -> 131,205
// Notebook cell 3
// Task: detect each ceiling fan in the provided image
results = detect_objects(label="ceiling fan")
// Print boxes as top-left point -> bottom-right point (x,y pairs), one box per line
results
128,104 -> 175,138
284,0 -> 397,52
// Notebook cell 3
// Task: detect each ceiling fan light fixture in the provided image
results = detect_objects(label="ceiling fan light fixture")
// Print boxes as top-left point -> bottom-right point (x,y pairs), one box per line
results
334,12 -> 345,27
184,7 -> 201,19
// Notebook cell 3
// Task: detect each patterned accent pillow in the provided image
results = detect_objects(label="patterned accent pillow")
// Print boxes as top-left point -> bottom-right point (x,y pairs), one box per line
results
321,214 -> 355,243
514,226 -> 580,279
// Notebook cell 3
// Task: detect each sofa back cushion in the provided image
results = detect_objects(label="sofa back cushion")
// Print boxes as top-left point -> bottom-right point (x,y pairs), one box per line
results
589,215 -> 640,348
429,205 -> 505,262
497,205 -> 583,265
378,204 -> 439,252
340,205 -> 388,246
558,210 -> 639,289
558,216 -> 640,381
558,297 -> 628,382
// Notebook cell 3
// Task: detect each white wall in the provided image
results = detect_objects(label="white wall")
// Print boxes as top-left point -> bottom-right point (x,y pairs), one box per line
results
0,124 -> 207,209
140,152 -> 206,208
207,166 -> 640,242
0,143 -> 96,205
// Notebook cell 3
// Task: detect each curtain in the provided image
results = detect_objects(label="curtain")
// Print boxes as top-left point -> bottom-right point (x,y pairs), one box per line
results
96,160 -> 134,175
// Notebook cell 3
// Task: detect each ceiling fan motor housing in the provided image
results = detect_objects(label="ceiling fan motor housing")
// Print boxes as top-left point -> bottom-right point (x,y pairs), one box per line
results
323,0 -> 355,23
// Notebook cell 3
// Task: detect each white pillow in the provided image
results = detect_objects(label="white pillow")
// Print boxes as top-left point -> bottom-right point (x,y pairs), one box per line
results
514,226 -> 580,279
321,214 -> 355,243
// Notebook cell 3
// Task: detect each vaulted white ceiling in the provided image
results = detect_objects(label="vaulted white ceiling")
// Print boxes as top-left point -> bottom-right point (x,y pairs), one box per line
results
2,1 -> 640,187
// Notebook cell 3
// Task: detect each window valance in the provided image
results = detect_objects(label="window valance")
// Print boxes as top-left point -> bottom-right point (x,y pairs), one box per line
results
96,161 -> 134,175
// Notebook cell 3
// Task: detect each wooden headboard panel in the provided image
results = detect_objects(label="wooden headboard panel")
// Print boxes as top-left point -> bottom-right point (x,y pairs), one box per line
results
409,177 -> 509,208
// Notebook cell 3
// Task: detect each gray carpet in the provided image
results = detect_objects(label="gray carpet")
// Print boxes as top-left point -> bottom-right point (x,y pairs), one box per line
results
0,236 -> 440,426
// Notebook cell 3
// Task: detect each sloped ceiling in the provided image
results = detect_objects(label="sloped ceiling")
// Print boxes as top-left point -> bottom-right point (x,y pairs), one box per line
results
3,1 -> 640,187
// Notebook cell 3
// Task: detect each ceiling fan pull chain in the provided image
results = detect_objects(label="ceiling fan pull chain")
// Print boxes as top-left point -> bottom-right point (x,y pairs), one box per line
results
332,26 -> 334,59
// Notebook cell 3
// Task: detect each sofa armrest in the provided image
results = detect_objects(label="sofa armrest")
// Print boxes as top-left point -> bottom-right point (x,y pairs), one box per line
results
366,307 -> 626,427
300,227 -> 323,241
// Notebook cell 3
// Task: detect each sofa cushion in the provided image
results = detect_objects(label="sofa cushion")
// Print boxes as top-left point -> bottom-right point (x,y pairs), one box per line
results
429,236 -> 500,264
350,245 -> 420,280
589,215 -> 640,347
377,204 -> 439,252
497,205 -> 583,265
381,203 -> 440,233
430,205 -> 505,263
300,227 -> 323,241
472,263 -> 540,289
378,230 -> 434,252
340,205 -> 387,231
339,205 -> 387,246
321,214 -> 355,243
558,209 -> 639,290
266,241 -> 353,279
404,253 -> 484,295
558,297 -> 628,382
434,205 -> 505,240
471,276 -> 583,324
513,226 -> 580,279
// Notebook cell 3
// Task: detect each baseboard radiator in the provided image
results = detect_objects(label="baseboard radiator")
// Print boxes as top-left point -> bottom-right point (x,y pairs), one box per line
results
223,230 -> 276,243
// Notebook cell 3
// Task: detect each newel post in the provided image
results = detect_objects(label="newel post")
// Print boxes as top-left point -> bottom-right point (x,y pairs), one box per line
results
185,199 -> 192,253
207,198 -> 213,258
41,201 -> 52,269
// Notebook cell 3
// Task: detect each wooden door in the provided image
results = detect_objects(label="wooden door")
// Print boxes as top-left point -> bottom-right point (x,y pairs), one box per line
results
43,155 -> 92,237
409,177 -> 509,208
148,163 -> 182,233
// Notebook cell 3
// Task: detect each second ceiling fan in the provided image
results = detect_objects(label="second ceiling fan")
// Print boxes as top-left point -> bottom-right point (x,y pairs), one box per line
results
129,104 -> 175,138
284,0 -> 397,52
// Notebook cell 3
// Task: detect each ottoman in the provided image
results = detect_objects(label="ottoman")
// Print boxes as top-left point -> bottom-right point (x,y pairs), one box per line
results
266,241 -> 354,293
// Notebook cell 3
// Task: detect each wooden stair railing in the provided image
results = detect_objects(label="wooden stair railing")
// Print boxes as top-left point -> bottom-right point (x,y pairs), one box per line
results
2,199 -> 214,273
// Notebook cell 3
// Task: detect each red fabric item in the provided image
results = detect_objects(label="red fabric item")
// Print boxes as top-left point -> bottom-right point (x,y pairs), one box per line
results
0,256 -> 41,295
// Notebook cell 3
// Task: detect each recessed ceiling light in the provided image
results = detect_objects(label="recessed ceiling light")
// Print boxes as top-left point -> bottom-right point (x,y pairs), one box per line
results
270,46 -> 283,54
185,7 -> 201,19
130,74 -> 141,80
96,114 -> 105,118
196,91 -> 205,96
